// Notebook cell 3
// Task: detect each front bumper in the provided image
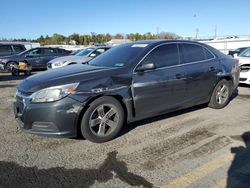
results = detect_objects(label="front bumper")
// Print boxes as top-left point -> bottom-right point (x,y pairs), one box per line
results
239,70 -> 250,85
13,95 -> 84,138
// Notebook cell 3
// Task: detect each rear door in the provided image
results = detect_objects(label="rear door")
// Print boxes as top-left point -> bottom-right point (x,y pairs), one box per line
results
133,43 -> 188,118
179,43 -> 219,104
40,48 -> 59,68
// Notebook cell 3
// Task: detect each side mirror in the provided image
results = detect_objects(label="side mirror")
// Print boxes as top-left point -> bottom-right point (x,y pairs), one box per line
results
90,53 -> 96,57
136,63 -> 155,72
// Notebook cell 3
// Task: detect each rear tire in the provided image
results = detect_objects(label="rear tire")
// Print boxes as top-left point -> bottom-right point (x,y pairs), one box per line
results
208,79 -> 231,109
80,96 -> 125,143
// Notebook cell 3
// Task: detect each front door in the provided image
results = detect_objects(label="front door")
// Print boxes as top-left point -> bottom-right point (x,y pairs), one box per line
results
132,43 -> 188,118
25,48 -> 43,69
40,48 -> 59,69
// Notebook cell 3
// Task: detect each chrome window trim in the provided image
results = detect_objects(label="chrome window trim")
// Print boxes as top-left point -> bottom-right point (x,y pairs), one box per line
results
133,41 -> 216,74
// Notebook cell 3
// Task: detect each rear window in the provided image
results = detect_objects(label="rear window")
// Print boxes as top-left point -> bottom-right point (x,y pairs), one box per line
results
43,48 -> 58,55
181,44 -> 214,64
0,45 -> 12,56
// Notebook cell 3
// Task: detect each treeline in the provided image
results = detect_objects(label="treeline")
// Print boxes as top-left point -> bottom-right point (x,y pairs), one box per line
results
1,32 -> 182,46
37,32 -> 182,45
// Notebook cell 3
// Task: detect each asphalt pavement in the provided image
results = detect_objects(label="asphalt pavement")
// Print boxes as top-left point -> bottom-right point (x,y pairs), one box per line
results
0,72 -> 250,188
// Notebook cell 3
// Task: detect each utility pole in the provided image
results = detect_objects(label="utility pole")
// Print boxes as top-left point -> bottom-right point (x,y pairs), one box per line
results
195,28 -> 199,39
157,27 -> 159,39
214,25 -> 217,39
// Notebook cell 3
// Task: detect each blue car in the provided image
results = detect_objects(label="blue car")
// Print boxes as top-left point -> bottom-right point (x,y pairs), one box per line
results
0,47 -> 70,71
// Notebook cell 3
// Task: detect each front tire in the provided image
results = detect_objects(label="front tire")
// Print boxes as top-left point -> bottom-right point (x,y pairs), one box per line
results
5,61 -> 16,72
208,79 -> 231,109
80,96 -> 125,143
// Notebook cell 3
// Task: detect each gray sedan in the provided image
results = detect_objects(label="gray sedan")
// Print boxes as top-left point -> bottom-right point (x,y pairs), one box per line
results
47,46 -> 110,69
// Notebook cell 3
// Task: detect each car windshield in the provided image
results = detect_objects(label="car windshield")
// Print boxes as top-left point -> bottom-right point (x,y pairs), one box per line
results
70,49 -> 82,55
239,48 -> 250,57
88,44 -> 148,68
76,48 -> 95,56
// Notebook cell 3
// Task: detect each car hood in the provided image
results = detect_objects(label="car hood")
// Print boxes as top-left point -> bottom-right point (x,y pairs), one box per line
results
49,55 -> 90,63
237,56 -> 250,66
18,64 -> 114,93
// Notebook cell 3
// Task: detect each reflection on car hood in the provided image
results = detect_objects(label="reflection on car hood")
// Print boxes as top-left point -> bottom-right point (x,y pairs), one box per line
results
18,64 -> 111,93
49,55 -> 91,64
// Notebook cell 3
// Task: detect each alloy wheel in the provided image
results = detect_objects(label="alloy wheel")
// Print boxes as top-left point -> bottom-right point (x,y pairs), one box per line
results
215,84 -> 229,105
89,104 -> 119,137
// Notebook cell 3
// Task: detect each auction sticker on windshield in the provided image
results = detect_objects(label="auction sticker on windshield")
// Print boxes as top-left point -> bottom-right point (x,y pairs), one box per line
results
131,44 -> 148,48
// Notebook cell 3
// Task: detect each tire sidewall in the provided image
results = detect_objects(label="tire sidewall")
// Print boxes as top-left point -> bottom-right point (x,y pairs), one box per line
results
80,97 -> 124,143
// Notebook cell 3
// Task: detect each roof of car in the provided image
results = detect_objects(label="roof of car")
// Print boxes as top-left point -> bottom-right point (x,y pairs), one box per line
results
128,39 -> 204,45
31,47 -> 63,49
0,42 -> 25,46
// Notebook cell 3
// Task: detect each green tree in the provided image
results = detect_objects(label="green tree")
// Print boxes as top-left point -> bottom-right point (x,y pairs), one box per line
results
51,33 -> 65,44
69,33 -> 80,44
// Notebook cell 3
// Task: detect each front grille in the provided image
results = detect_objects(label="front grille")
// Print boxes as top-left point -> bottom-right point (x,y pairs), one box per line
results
15,90 -> 32,115
240,78 -> 247,82
240,65 -> 250,72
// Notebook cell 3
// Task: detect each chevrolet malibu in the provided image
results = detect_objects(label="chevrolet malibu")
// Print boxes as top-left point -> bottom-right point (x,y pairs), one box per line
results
14,40 -> 240,143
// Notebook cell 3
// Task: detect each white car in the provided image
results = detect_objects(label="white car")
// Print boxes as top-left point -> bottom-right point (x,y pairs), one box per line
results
236,48 -> 250,85
47,46 -> 110,69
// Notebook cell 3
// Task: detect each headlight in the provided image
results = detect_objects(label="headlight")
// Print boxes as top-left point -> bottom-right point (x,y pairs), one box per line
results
31,83 -> 79,103
54,61 -> 67,67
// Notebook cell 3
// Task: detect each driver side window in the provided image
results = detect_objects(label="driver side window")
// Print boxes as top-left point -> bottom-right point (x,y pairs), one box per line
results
142,44 -> 180,68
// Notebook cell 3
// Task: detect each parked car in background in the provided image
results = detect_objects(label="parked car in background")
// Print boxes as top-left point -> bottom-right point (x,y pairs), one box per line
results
228,47 -> 249,57
236,47 -> 250,85
70,49 -> 85,55
47,46 -> 110,69
0,43 -> 26,57
14,40 -> 239,143
0,47 -> 70,71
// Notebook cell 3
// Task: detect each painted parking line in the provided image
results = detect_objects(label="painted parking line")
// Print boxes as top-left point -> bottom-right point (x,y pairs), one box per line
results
162,153 -> 234,188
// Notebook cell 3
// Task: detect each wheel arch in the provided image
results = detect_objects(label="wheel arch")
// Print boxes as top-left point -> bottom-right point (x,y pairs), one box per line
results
217,75 -> 234,92
5,60 -> 18,69
76,94 -> 129,137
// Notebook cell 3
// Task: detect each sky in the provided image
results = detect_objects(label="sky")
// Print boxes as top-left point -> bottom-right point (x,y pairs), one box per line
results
1,0 -> 250,39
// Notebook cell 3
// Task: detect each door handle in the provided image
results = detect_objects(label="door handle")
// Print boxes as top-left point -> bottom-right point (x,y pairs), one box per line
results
175,73 -> 186,79
209,66 -> 215,72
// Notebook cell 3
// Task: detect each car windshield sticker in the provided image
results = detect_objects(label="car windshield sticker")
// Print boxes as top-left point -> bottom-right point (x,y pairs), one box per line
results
131,44 -> 148,48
